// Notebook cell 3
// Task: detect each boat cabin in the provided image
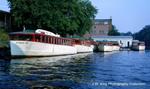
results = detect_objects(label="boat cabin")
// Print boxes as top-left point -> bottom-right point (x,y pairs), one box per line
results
73,39 -> 92,46
9,32 -> 73,46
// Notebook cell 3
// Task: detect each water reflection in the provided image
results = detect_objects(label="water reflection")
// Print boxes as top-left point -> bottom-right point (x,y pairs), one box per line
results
6,53 -> 93,88
0,51 -> 150,89
138,50 -> 145,54
0,59 -> 11,74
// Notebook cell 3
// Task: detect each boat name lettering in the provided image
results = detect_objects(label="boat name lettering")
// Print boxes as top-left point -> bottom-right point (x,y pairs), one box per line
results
16,42 -> 28,44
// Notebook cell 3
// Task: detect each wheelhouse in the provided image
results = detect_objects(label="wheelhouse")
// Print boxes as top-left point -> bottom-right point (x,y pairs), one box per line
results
10,33 -> 34,41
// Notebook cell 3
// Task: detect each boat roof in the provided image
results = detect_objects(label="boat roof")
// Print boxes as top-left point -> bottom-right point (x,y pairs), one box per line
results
9,30 -> 73,40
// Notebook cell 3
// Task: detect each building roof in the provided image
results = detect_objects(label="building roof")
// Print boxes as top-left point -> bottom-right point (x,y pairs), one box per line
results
0,10 -> 9,14
95,19 -> 112,22
92,36 -> 133,39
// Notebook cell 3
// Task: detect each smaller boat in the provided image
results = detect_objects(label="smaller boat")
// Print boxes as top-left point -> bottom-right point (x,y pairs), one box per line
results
98,41 -> 113,52
73,39 -> 94,53
111,41 -> 120,51
131,40 -> 145,51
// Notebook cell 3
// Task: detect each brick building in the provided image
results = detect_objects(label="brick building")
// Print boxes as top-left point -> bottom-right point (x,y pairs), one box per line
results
84,18 -> 112,38
0,10 -> 11,32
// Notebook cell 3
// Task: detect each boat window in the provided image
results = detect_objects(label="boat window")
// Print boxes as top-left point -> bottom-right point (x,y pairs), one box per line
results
10,35 -> 19,40
47,37 -> 49,43
75,40 -> 81,45
63,40 -> 70,45
58,38 -> 62,44
68,40 -> 71,45
10,34 -> 33,41
52,37 -> 55,44
56,38 -> 58,44
62,39 -> 64,45
57,38 -> 59,44
35,35 -> 41,42
61,39 -> 63,45
57,38 -> 60,44
64,40 -> 66,45
49,37 -> 52,43
42,36 -> 45,42
40,36 -> 43,42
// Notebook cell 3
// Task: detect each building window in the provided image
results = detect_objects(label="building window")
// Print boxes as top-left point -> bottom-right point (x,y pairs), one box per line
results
93,30 -> 96,34
104,21 -> 108,25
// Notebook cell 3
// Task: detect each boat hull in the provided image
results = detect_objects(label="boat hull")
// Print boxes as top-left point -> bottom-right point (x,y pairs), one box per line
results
10,41 -> 77,57
131,45 -> 145,51
98,45 -> 113,52
74,45 -> 93,53
112,46 -> 120,51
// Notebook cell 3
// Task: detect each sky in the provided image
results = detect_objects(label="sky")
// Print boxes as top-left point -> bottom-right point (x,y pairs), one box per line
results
0,0 -> 150,33
0,0 -> 9,11
90,0 -> 150,33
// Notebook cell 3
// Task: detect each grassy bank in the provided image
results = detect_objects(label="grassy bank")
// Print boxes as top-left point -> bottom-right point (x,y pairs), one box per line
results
0,28 -> 9,48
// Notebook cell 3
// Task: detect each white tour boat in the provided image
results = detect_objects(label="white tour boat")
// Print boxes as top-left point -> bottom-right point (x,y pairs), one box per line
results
131,40 -> 145,51
73,39 -> 94,53
98,42 -> 113,52
9,29 -> 77,57
111,41 -> 120,51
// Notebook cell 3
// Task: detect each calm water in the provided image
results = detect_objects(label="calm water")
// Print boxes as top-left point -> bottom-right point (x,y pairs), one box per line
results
0,51 -> 150,89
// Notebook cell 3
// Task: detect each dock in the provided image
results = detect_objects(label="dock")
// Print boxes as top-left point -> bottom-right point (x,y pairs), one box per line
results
120,47 -> 131,51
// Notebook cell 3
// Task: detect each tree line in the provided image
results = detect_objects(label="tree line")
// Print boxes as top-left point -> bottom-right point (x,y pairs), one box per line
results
108,25 -> 120,36
7,0 -> 97,37
133,25 -> 150,49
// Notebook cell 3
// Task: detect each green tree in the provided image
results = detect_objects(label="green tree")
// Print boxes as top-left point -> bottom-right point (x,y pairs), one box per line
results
0,28 -> 9,42
108,25 -> 120,36
7,0 -> 97,37
133,25 -> 150,49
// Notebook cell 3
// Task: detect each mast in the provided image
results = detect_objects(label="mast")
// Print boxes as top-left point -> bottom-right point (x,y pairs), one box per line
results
23,25 -> 26,32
